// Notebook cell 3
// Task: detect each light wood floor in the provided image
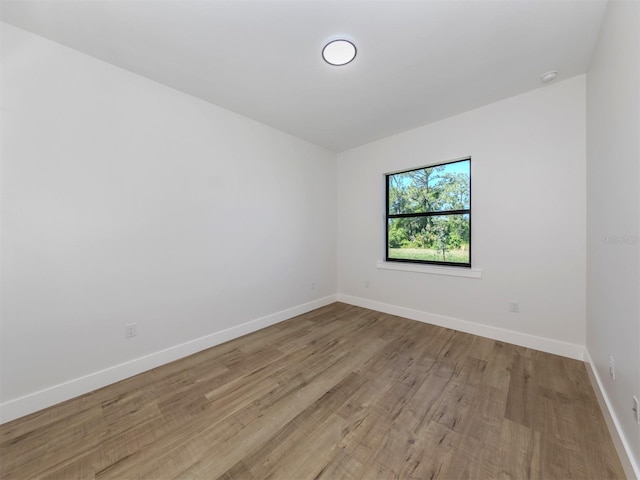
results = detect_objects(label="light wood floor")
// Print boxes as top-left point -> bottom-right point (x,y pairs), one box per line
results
0,303 -> 625,479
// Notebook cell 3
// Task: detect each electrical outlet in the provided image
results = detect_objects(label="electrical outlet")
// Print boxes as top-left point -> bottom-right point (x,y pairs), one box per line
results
311,282 -> 316,290
509,302 -> 519,313
609,356 -> 615,380
365,280 -> 370,288
125,323 -> 137,339
633,396 -> 639,424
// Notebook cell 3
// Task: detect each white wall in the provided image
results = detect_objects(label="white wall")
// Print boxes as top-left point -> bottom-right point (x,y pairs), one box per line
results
586,0 -> 640,474
0,24 -> 337,421
337,76 -> 587,356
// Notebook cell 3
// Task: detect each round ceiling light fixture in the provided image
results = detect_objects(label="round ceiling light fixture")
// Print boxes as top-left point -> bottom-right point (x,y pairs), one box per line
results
540,71 -> 558,84
322,39 -> 357,66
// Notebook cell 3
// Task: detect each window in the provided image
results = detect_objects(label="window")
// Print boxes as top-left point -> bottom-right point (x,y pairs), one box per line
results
386,158 -> 471,267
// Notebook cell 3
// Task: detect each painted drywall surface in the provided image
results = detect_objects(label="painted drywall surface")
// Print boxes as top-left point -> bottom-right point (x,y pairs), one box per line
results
0,24 -> 337,403
586,0 -> 640,470
337,75 -> 587,347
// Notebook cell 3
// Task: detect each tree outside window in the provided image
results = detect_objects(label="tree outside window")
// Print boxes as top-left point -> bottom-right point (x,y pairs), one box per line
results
386,158 -> 471,267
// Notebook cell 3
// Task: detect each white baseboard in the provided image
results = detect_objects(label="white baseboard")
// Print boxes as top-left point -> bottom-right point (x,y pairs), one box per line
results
0,295 -> 338,425
337,294 -> 585,360
584,350 -> 640,480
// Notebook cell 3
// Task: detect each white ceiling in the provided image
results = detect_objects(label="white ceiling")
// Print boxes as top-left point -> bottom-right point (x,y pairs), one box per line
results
1,0 -> 607,152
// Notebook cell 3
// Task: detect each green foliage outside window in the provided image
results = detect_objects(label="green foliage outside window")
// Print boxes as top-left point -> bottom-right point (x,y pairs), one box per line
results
386,159 -> 471,266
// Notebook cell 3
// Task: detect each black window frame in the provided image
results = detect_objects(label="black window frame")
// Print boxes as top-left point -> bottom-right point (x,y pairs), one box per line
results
385,157 -> 472,268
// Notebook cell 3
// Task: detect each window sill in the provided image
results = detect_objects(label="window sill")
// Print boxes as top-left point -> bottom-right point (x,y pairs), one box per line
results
376,260 -> 482,278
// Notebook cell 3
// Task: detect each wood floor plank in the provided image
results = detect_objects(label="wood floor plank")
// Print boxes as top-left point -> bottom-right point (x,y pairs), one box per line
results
185,340 -> 388,479
260,413 -> 344,480
0,302 -> 626,479
497,417 -> 542,479
222,372 -> 367,480
392,420 -> 464,480
505,354 -> 538,428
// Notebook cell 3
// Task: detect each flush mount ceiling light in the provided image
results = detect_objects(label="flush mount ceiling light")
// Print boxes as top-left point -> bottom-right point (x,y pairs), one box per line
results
322,39 -> 357,66
540,71 -> 558,84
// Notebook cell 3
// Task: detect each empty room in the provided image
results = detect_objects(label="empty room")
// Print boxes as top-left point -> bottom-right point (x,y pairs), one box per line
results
1,0 -> 639,478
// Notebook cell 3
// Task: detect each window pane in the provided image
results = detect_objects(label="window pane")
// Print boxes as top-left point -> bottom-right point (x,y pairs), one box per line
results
388,160 -> 470,215
388,214 -> 470,264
